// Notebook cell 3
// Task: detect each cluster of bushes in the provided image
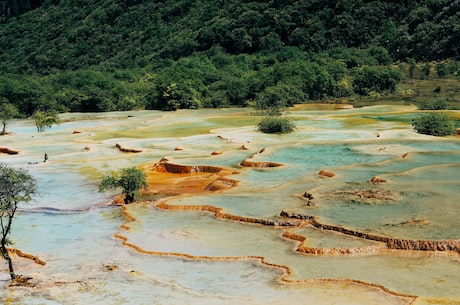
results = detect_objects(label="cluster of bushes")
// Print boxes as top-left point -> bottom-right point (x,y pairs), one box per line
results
412,113 -> 455,136
257,117 -> 296,134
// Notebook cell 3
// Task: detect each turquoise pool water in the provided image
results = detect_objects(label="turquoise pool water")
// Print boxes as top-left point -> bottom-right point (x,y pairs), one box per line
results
1,106 -> 459,304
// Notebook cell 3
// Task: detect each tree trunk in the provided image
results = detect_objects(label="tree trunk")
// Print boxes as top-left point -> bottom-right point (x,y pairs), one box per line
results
1,206 -> 17,279
124,193 -> 135,204
0,239 -> 15,279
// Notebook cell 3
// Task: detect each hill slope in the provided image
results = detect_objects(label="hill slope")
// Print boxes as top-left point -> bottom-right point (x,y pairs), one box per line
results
0,0 -> 458,114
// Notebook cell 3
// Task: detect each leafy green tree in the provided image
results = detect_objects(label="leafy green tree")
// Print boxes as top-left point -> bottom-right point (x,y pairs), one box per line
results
435,63 -> 448,77
0,102 -> 19,134
420,63 -> 431,79
99,167 -> 147,204
407,58 -> 416,78
412,113 -> 455,136
0,163 -> 36,280
351,66 -> 402,95
32,110 -> 60,133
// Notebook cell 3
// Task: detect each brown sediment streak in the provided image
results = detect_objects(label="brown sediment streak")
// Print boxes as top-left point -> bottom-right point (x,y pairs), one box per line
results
115,143 -> 143,153
7,248 -> 46,265
280,211 -> 460,252
114,202 -> 417,302
0,147 -> 19,155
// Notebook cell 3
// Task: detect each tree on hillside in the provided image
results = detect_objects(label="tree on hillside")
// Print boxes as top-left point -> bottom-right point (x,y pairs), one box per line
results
0,163 -> 36,280
0,102 -> 19,135
32,110 -> 60,132
99,167 -> 147,204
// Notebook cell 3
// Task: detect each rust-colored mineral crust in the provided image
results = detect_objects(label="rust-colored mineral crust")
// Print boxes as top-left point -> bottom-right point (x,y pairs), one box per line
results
7,248 -> 46,265
140,159 -> 239,196
280,211 -> 460,252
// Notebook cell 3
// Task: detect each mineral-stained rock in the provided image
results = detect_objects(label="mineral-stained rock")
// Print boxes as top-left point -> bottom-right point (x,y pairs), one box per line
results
115,143 -> 142,153
240,160 -> 283,168
318,169 -> 335,177
370,176 -> 387,183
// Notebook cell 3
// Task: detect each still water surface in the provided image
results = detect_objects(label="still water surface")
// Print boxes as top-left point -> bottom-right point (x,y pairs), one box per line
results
1,106 -> 459,304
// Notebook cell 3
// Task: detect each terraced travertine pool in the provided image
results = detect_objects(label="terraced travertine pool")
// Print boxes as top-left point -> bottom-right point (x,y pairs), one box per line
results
1,105 -> 459,305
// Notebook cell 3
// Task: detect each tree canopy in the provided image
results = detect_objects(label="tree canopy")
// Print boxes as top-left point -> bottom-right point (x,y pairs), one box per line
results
412,112 -> 456,136
0,103 -> 18,134
0,163 -> 36,280
99,167 -> 147,204
0,0 -> 459,115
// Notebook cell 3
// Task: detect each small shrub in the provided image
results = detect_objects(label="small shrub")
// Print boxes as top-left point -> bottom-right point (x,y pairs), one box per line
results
412,113 -> 455,136
419,99 -> 448,110
258,116 -> 296,134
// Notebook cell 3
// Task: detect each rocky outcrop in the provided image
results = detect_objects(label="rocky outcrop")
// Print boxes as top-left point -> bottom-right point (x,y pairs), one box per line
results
318,169 -> 335,177
115,143 -> 142,153
370,176 -> 387,183
302,192 -> 316,206
0,147 -> 19,154
240,160 -> 283,168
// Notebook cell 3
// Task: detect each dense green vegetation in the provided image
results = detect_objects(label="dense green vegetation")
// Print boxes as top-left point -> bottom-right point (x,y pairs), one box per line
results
0,0 -> 459,116
412,112 -> 456,136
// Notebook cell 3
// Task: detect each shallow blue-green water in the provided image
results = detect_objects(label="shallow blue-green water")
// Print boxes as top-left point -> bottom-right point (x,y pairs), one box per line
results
1,106 -> 459,304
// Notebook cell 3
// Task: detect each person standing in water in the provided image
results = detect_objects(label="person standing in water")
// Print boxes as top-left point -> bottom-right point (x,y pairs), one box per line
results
44,153 -> 48,163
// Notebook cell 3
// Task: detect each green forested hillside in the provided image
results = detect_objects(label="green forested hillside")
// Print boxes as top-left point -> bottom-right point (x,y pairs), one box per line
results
0,0 -> 459,115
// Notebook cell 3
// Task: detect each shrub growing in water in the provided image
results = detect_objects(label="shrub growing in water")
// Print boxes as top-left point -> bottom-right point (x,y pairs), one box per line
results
412,113 -> 455,136
258,116 -> 295,134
